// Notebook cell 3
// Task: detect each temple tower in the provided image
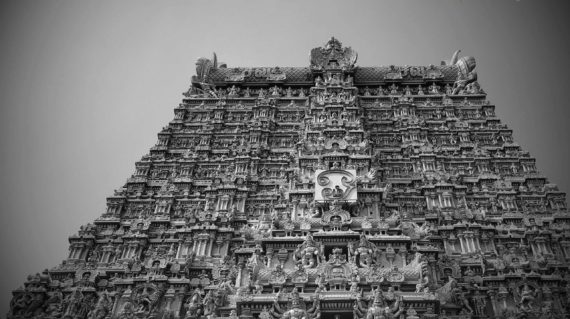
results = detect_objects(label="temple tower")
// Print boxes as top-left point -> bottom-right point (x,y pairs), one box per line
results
8,38 -> 570,319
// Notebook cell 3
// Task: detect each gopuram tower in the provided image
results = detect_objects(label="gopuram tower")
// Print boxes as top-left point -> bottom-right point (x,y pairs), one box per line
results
9,38 -> 570,319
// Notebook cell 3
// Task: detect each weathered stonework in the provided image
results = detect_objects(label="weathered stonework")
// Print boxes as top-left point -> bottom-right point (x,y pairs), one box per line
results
8,38 -> 570,319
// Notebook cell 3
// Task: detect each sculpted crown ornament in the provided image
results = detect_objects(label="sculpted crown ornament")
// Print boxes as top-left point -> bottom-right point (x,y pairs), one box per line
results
310,37 -> 358,71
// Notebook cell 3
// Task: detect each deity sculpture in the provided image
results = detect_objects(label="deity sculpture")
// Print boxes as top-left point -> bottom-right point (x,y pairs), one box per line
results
293,234 -> 322,268
349,234 -> 377,268
518,284 -> 536,312
354,288 -> 403,319
184,290 -> 203,318
271,288 -> 320,319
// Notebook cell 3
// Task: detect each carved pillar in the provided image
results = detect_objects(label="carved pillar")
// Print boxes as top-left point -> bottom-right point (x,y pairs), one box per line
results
266,247 -> 274,268
110,291 -> 121,316
446,237 -> 457,254
200,240 -> 207,256
458,234 -> 466,253
471,236 -> 477,252
373,199 -> 381,219
428,256 -> 438,283
214,238 -> 223,256
222,239 -> 229,257
487,290 -> 499,317
176,240 -> 183,259
292,199 -> 299,221
472,291 -> 487,316
466,234 -> 474,252
400,249 -> 408,267
235,258 -> 245,287
207,236 -> 214,257
163,289 -> 175,314
497,286 -> 509,313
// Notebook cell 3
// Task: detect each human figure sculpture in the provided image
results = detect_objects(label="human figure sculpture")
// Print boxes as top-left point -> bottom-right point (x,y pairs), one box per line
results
118,302 -> 136,319
415,275 -> 429,293
309,201 -> 321,218
452,288 -> 473,314
350,234 -> 376,268
184,290 -> 203,318
332,185 -> 344,198
228,85 -> 238,96
354,288 -> 403,319
202,290 -> 216,316
315,76 -> 324,87
271,288 -> 320,319
519,284 -> 536,311
294,234 -> 322,269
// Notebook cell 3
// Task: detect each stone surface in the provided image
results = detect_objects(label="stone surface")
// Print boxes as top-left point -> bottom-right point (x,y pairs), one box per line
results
8,38 -> 570,319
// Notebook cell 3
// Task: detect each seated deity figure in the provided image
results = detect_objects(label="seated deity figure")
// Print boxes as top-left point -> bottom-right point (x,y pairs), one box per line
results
228,85 -> 238,96
389,84 -> 398,95
308,201 -> 321,218
417,85 -> 425,95
271,86 -> 280,96
315,76 -> 324,87
331,185 -> 344,198
328,247 -> 346,263
329,215 -> 344,231
325,73 -> 341,86
429,83 -> 439,94
294,234 -> 322,269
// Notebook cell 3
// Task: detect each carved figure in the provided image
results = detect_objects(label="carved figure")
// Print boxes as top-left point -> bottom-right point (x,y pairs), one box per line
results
349,234 -> 377,268
184,290 -> 203,318
359,288 -> 403,319
443,50 -> 478,95
271,288 -> 320,319
294,234 -> 322,268
310,37 -> 358,70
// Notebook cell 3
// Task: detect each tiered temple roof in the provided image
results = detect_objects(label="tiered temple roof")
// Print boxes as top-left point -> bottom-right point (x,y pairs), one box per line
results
8,38 -> 570,319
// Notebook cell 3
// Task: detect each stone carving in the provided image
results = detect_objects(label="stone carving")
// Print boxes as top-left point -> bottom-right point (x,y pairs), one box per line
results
443,50 -> 479,95
9,38 -> 570,319
293,234 -> 323,269
321,201 -> 352,229
349,234 -> 377,268
270,288 -> 320,319
184,289 -> 203,318
315,169 -> 358,202
353,288 -> 403,319
310,37 -> 358,70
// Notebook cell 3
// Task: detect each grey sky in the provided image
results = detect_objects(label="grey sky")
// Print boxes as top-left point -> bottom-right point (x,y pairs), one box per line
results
0,0 -> 569,314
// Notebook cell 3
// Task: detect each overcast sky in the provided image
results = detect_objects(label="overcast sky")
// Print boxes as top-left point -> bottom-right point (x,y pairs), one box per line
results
1,0 -> 569,314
